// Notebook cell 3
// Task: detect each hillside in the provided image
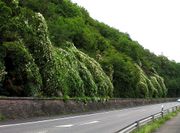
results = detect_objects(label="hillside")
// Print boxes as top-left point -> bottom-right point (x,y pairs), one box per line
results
0,0 -> 180,98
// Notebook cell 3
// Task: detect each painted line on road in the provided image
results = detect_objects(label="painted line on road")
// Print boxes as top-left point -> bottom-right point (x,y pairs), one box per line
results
36,130 -> 48,133
55,124 -> 73,128
79,120 -> 99,126
0,112 -> 109,128
37,131 -> 47,133
55,120 -> 99,128
24,130 -> 48,133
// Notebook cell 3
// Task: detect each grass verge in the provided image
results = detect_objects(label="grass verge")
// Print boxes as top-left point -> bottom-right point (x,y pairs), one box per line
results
132,110 -> 180,133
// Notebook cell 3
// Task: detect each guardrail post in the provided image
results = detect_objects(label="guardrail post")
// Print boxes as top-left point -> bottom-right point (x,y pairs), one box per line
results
161,111 -> 164,118
161,105 -> 164,112
173,107 -> 175,112
151,115 -> 155,122
136,121 -> 140,130
161,105 -> 164,118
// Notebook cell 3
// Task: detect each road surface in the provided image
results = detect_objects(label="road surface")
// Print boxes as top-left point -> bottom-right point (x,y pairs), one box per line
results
0,102 -> 180,133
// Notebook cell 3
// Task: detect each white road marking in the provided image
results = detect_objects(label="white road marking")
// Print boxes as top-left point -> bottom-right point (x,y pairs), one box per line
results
55,124 -> 73,128
79,121 -> 99,126
0,111 -> 110,128
37,131 -> 48,133
25,130 -> 48,133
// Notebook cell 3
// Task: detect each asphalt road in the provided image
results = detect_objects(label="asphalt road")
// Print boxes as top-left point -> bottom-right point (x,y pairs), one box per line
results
0,102 -> 180,133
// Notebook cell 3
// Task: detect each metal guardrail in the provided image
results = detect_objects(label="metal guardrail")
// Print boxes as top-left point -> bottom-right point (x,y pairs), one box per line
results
116,105 -> 180,133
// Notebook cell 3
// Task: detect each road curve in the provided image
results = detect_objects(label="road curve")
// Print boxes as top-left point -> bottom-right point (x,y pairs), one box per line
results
0,102 -> 180,133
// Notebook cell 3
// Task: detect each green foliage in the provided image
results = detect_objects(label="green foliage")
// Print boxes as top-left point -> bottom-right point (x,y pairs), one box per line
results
0,0 -> 179,98
0,0 -> 113,98
0,41 -> 42,96
53,42 -> 113,97
101,50 -> 139,98
0,59 -> 6,82
73,45 -> 113,97
75,96 -> 109,103
135,64 -> 167,98
136,65 -> 149,98
0,113 -> 5,121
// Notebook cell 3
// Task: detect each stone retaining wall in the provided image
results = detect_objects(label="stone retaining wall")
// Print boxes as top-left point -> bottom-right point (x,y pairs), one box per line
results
0,98 -> 176,119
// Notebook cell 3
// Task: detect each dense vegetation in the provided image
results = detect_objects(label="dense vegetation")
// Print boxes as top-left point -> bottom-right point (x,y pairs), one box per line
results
0,0 -> 180,98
